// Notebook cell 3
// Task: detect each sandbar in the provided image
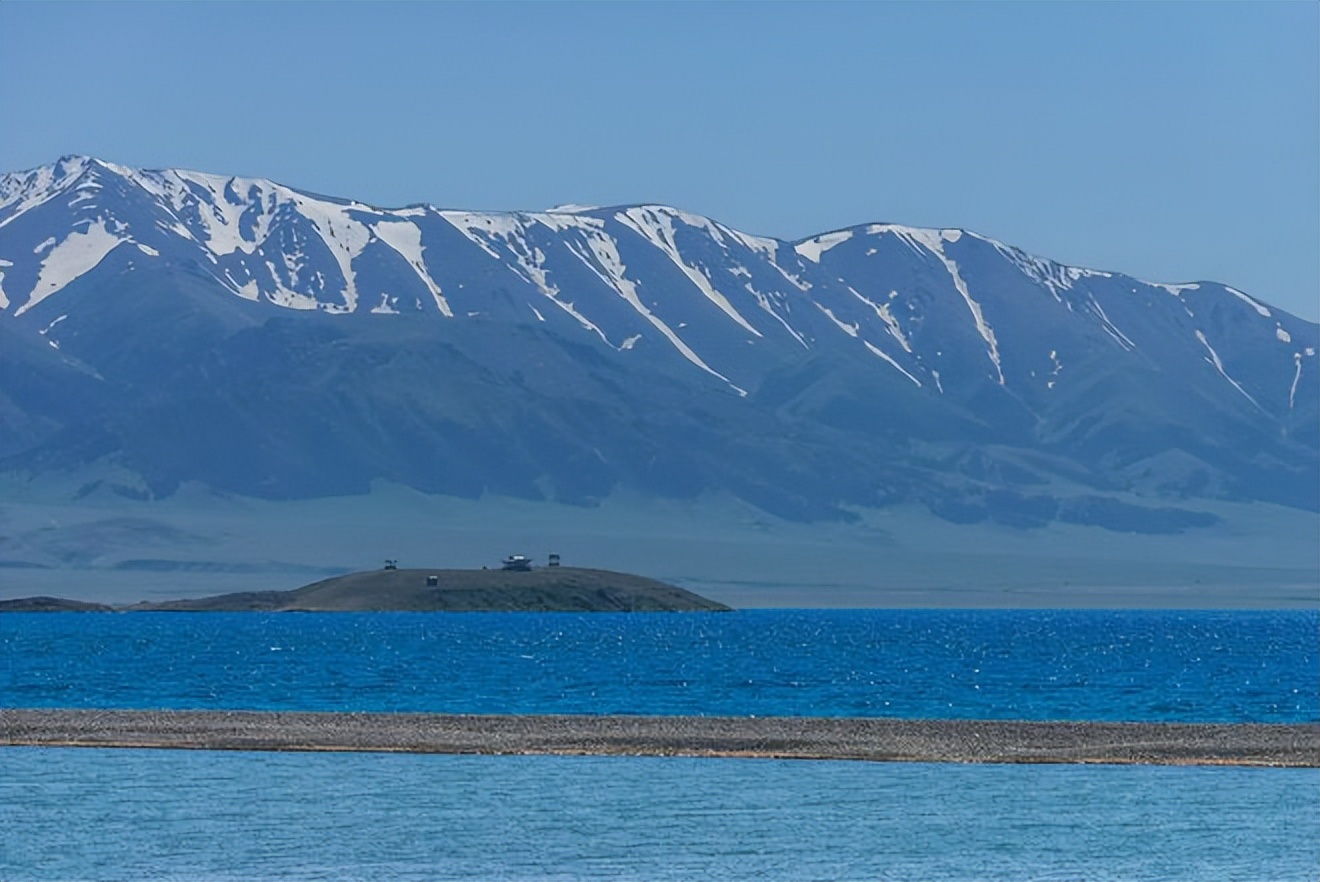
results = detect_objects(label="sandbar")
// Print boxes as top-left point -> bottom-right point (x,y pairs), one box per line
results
2,709 -> 1314,767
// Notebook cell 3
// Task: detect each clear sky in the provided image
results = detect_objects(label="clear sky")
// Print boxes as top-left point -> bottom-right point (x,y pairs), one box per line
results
2,1 -> 1316,319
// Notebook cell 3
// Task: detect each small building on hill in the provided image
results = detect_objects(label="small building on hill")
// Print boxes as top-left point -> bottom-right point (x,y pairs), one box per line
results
501,554 -> 533,571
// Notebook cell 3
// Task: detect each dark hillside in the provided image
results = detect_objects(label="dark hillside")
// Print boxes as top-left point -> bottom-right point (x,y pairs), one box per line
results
123,567 -> 731,612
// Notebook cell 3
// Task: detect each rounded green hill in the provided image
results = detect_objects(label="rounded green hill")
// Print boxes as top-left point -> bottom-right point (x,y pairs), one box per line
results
122,566 -> 730,612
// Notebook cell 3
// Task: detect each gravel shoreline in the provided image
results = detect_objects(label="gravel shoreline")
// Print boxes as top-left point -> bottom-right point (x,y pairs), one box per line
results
3,709 -> 1316,766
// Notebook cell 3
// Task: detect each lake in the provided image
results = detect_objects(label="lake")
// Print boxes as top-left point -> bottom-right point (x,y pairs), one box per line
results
2,608 -> 1316,880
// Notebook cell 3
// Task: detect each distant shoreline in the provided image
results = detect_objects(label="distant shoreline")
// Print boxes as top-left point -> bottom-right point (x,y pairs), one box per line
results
3,709 -> 1315,767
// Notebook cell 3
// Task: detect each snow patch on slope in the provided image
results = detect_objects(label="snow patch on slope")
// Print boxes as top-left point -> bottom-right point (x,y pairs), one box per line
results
527,211 -> 606,233
863,340 -> 922,387
1195,330 -> 1262,411
1088,298 -> 1135,351
261,260 -> 323,311
121,167 -> 374,311
1152,281 -> 1199,298
988,238 -> 1111,303
125,169 -> 266,255
372,220 -> 452,316
870,225 -> 1004,384
0,157 -> 94,228
444,211 -> 615,346
16,219 -> 126,316
445,213 -> 554,291
815,303 -> 859,337
794,230 -> 853,263
616,207 -> 761,337
1289,353 -> 1304,410
1225,285 -> 1271,318
282,192 -> 369,312
847,286 -> 912,353
722,226 -> 781,260
742,280 -> 808,348
567,230 -> 745,393
1047,350 -> 1064,390
442,211 -> 507,259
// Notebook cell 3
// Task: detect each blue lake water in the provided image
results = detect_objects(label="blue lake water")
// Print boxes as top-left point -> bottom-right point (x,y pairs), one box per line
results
3,609 -> 1316,721
2,748 -> 1316,882
2,608 -> 1317,881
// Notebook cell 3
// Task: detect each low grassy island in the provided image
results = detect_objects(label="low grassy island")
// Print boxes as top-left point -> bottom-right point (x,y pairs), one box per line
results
1,567 -> 731,613
0,596 -> 115,613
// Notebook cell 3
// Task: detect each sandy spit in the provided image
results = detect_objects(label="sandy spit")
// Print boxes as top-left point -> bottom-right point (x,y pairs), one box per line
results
3,709 -> 1315,767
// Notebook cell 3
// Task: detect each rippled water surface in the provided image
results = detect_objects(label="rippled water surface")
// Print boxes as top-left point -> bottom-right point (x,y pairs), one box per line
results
2,748 -> 1316,882
3,609 -> 1316,721
3,608 -> 1316,881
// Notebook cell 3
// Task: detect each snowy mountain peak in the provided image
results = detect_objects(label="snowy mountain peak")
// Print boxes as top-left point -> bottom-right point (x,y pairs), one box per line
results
0,157 -> 1315,524
0,156 -> 1315,409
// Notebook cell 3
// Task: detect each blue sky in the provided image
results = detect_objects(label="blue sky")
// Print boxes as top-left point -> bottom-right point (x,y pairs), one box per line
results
3,1 -> 1316,319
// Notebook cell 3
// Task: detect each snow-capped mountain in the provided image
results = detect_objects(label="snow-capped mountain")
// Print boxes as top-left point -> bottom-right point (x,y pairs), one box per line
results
1,156 -> 1315,528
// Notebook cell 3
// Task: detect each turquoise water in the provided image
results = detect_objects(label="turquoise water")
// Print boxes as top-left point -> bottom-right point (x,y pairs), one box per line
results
2,609 -> 1317,880
3,610 -> 1315,721
2,748 -> 1316,882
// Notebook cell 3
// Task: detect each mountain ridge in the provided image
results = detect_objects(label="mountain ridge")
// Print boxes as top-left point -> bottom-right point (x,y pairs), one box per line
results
0,156 -> 1315,530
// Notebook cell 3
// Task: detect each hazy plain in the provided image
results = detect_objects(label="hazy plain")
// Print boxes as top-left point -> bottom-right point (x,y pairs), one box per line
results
1,478 -> 1315,609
